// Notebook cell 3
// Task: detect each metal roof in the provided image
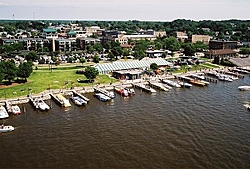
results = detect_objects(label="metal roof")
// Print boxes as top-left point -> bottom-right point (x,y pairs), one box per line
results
94,58 -> 172,74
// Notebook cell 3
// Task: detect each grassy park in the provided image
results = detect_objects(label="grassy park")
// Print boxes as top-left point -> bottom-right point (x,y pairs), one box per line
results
0,65 -> 118,99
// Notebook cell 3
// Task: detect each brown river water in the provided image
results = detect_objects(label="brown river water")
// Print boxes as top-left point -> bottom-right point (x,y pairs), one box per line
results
1,76 -> 250,169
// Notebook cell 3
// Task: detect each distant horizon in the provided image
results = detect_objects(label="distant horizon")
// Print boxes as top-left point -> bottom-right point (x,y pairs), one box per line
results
1,0 -> 250,21
1,18 -> 250,22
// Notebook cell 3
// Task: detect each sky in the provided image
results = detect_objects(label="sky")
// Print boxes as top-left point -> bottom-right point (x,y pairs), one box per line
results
0,0 -> 250,21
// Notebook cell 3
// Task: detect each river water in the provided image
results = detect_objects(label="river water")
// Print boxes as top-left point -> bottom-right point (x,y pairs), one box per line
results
1,75 -> 250,169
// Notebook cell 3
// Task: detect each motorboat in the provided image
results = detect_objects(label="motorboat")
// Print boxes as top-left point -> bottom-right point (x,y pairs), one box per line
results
0,125 -> 15,133
217,74 -> 233,82
56,94 -> 71,107
190,73 -> 205,80
0,106 -> 9,119
94,93 -> 111,102
11,105 -> 21,115
37,99 -> 50,111
189,79 -> 206,86
94,87 -> 115,99
70,96 -> 87,106
126,88 -> 136,95
238,86 -> 250,91
114,87 -> 129,97
178,81 -> 193,88
162,79 -> 181,88
5,101 -> 21,115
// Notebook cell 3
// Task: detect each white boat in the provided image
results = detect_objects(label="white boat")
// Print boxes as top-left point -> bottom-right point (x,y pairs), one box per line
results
0,125 -> 15,133
190,73 -> 205,80
178,81 -> 193,88
5,101 -> 21,115
94,88 -> 115,99
162,79 -> 181,88
217,74 -> 233,82
11,105 -> 21,115
37,99 -> 50,111
94,93 -> 111,102
70,96 -> 87,106
0,106 -> 9,119
238,86 -> 250,91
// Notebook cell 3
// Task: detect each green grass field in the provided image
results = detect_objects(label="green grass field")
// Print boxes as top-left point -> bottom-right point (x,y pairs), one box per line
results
0,68 -> 118,99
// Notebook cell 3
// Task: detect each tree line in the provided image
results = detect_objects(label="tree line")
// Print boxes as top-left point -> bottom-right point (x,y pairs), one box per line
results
0,60 -> 33,84
1,19 -> 250,41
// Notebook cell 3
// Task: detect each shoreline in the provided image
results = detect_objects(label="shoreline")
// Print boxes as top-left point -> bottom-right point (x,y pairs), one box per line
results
0,67 -> 232,106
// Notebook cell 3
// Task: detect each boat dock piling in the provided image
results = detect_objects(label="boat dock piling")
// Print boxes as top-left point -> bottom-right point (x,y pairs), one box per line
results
72,90 -> 90,102
49,93 -> 63,106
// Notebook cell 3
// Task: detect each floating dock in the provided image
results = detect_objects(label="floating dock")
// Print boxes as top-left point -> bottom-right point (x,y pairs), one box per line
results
29,96 -> 39,109
132,83 -> 156,93
148,81 -> 169,91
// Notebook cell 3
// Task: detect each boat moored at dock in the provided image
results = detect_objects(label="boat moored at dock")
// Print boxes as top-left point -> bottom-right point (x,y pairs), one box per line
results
0,106 -> 9,119
161,79 -> 181,88
70,96 -> 87,106
5,101 -> 21,115
94,87 -> 115,99
37,99 -> 50,111
94,93 -> 111,102
55,94 -> 71,107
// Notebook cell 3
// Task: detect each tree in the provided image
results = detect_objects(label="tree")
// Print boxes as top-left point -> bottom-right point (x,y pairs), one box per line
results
150,63 -> 159,70
182,43 -> 196,56
108,51 -> 115,61
93,54 -> 100,63
239,47 -> 250,55
1,60 -> 17,83
163,36 -> 181,51
93,43 -> 103,53
17,61 -> 33,82
79,57 -> 86,65
83,66 -> 99,81
26,51 -> 39,61
133,50 -> 146,60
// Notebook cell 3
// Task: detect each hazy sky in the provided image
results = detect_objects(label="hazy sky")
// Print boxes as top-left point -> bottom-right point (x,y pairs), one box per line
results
0,0 -> 250,21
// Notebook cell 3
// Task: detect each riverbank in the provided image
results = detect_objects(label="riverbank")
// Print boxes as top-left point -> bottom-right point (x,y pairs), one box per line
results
0,66 -> 232,106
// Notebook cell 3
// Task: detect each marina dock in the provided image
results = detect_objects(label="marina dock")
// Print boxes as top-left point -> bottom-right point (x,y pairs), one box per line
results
29,96 -> 39,109
132,83 -> 156,93
72,90 -> 90,102
50,93 -> 64,107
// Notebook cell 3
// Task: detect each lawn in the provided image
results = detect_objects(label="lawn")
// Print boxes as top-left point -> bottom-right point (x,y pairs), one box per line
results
0,68 -> 118,99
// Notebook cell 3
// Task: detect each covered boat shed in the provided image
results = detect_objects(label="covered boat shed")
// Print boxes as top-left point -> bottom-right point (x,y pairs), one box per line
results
94,58 -> 172,74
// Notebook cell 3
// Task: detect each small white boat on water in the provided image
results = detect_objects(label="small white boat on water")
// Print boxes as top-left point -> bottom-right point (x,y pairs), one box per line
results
0,125 -> 15,133
238,86 -> 250,91
94,93 -> 111,102
37,99 -> 50,111
0,106 -> 9,119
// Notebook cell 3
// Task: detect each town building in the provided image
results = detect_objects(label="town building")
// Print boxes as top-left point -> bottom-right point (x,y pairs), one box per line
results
209,40 -> 238,50
191,35 -> 210,45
